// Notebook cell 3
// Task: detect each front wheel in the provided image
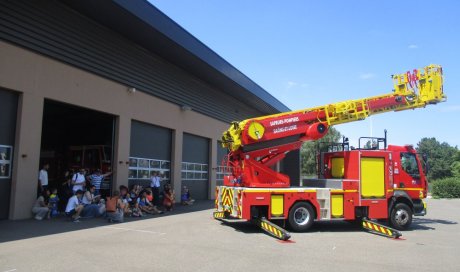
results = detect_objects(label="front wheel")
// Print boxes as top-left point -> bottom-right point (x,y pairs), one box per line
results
390,203 -> 413,230
288,202 -> 315,232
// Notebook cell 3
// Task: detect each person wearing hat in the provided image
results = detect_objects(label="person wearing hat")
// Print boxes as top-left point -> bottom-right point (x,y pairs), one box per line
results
88,169 -> 112,196
65,189 -> 84,222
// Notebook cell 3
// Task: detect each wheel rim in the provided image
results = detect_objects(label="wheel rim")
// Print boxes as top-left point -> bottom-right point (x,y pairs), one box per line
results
293,207 -> 310,225
395,209 -> 409,226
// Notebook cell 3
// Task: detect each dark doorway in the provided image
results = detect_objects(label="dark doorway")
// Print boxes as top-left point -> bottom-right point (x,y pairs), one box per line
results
40,100 -> 115,200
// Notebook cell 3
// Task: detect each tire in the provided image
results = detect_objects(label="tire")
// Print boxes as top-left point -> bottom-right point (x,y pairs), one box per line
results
288,202 -> 315,232
390,203 -> 413,230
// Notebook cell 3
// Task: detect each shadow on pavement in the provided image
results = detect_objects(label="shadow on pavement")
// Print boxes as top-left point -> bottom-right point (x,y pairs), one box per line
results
217,220 -> 261,235
0,200 -> 214,243
410,217 -> 457,231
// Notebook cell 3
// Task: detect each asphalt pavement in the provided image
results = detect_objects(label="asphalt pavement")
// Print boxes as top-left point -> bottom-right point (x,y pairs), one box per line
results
0,199 -> 459,272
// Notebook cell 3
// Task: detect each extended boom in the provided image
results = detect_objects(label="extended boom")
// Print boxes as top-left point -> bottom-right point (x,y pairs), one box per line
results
221,64 -> 445,188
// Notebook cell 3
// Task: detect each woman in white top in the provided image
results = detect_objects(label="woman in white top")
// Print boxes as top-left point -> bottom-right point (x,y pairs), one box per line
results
82,185 -> 100,205
32,189 -> 50,220
81,185 -> 103,218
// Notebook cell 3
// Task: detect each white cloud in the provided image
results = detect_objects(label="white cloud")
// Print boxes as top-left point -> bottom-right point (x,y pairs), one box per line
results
359,73 -> 375,80
408,44 -> 418,49
285,81 -> 309,90
286,81 -> 297,88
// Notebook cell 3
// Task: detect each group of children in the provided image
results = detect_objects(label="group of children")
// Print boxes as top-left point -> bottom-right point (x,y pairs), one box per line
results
32,183 -> 195,223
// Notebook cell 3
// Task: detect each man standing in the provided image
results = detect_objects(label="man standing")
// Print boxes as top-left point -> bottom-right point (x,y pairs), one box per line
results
150,171 -> 161,206
72,168 -> 86,194
38,163 -> 49,194
88,169 -> 112,196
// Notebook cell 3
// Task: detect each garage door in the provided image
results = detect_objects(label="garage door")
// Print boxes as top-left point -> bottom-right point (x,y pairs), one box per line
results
182,133 -> 209,200
129,121 -> 172,188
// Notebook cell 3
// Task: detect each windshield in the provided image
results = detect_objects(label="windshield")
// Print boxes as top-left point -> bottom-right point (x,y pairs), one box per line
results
400,152 -> 420,177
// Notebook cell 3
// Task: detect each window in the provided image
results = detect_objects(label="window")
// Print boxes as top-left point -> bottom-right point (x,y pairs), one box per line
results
181,162 -> 208,180
0,145 -> 13,179
128,157 -> 170,181
216,166 -> 232,182
400,152 -> 420,177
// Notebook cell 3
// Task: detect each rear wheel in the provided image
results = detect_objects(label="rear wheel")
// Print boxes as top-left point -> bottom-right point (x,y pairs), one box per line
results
390,203 -> 413,230
288,202 -> 315,232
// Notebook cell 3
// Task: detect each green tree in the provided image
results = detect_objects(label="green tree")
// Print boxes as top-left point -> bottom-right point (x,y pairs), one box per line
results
416,137 -> 458,180
363,140 -> 378,149
300,127 -> 341,176
452,150 -> 460,177
451,161 -> 460,178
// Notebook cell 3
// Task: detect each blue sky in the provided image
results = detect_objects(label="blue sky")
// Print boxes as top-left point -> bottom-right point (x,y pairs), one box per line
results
150,0 -> 460,147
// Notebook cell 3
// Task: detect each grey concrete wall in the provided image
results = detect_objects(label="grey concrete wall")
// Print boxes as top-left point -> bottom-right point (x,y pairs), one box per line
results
0,41 -> 228,219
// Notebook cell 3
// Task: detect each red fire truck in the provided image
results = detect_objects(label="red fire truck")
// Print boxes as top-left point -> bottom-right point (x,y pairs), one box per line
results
214,65 -> 445,240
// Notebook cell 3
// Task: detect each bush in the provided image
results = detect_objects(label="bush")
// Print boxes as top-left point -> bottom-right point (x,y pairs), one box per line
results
432,177 -> 460,198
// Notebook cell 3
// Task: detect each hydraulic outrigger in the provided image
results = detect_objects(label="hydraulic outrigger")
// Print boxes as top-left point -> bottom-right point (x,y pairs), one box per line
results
362,218 -> 402,239
214,211 -> 292,240
214,210 -> 402,240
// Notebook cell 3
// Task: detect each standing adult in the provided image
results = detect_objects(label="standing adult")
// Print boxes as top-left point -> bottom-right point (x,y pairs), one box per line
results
59,170 -> 74,212
71,168 -> 86,194
38,163 -> 49,195
150,171 -> 161,206
87,169 -> 112,196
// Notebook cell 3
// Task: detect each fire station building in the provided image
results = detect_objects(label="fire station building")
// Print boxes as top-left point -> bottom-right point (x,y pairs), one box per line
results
0,0 -> 299,220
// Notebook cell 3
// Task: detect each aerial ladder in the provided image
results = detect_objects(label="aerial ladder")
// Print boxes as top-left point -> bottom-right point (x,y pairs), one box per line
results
215,64 -> 445,240
221,64 -> 444,188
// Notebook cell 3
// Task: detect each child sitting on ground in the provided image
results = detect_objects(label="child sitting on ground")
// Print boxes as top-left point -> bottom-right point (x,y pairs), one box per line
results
137,191 -> 162,215
162,183 -> 175,211
129,185 -> 139,200
145,188 -> 154,203
48,188 -> 60,217
181,186 -> 195,205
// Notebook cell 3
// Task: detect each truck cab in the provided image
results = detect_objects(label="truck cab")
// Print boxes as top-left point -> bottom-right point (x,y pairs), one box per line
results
311,134 -> 428,229
388,144 -> 428,216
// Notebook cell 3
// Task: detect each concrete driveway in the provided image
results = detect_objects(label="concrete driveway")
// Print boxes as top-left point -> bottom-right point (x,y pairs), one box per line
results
0,199 -> 459,272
